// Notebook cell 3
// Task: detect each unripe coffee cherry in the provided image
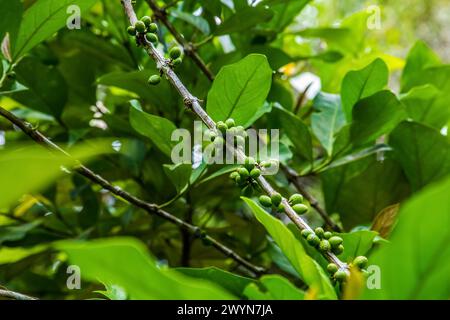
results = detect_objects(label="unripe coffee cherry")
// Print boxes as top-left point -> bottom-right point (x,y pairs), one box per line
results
127,26 -> 136,36
244,157 -> 256,171
260,161 -> 272,168
147,33 -> 158,43
235,126 -> 246,137
207,130 -> 217,141
135,21 -> 146,33
323,231 -> 332,239
353,256 -> 368,269
333,244 -> 344,255
270,192 -> 282,207
327,263 -> 338,274
307,234 -> 320,247
334,270 -> 348,282
148,23 -> 158,33
319,240 -> 331,252
259,195 -> 272,207
235,135 -> 245,146
241,185 -> 253,197
148,74 -> 161,85
301,229 -> 312,238
216,121 -> 228,133
229,171 -> 239,180
172,58 -> 182,67
329,236 -> 343,247
314,227 -> 325,238
289,193 -> 304,205
225,118 -> 235,128
141,16 -> 152,27
250,168 -> 261,179
292,203 -> 308,215
169,47 -> 182,59
277,203 -> 285,212
238,167 -> 249,179
213,136 -> 224,147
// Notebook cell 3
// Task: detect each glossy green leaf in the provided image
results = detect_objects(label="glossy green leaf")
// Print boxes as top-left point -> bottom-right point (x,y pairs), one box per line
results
242,197 -> 336,299
244,275 -> 305,300
335,230 -> 378,263
350,91 -> 406,146
260,0 -> 311,32
341,59 -> 389,121
13,0 -> 98,60
172,10 -> 210,35
389,121 -> 450,191
163,163 -> 192,193
214,6 -> 273,35
311,92 -> 346,156
129,103 -> 177,157
362,177 -> 450,299
206,54 -> 272,127
0,0 -> 22,56
57,238 -> 235,299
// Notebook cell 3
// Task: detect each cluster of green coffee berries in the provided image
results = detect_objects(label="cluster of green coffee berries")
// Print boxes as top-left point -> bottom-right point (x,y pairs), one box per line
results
259,192 -> 309,215
301,227 -> 344,255
326,256 -> 368,283
127,16 -> 158,42
229,156 -> 261,197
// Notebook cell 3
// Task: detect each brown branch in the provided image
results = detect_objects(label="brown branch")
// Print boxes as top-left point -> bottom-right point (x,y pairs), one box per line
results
0,288 -> 37,300
146,0 -> 215,81
121,0 -> 347,270
144,0 -> 337,232
0,106 -> 265,276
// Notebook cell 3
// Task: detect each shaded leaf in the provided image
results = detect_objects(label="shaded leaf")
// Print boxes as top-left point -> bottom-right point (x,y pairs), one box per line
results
244,275 -> 305,300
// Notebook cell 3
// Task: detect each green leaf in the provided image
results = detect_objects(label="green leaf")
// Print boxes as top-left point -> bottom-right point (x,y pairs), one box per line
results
321,157 -> 410,228
0,0 -> 23,57
0,221 -> 41,246
206,54 -> 272,127
341,59 -> 389,121
13,0 -> 98,60
401,41 -> 441,93
163,163 -> 192,193
129,103 -> 177,157
11,56 -> 68,118
400,85 -> 449,130
56,238 -> 235,299
389,121 -> 450,191
214,6 -> 273,35
273,105 -> 313,163
350,91 -> 406,146
172,10 -> 210,35
311,92 -> 346,156
242,197 -> 336,299
362,177 -> 450,299
335,230 -> 378,263
176,267 -> 255,297
244,275 -> 305,300
260,0 -> 311,32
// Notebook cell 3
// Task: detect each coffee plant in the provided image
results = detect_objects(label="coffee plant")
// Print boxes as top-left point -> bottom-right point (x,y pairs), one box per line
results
0,0 -> 448,301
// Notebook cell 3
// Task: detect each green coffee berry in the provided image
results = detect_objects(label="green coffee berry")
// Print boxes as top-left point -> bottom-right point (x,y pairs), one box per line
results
301,229 -> 313,238
229,171 -> 239,180
327,263 -> 338,274
213,136 -> 224,148
172,57 -> 182,67
227,127 -> 238,136
277,203 -> 285,212
260,161 -> 272,168
250,168 -> 261,179
270,192 -> 282,207
241,185 -> 253,197
235,126 -> 245,137
225,118 -> 235,128
334,270 -> 348,282
307,234 -> 320,247
353,256 -> 368,269
127,26 -> 136,36
141,16 -> 152,27
147,33 -> 158,43
289,193 -> 304,205
234,175 -> 242,185
315,227 -> 325,238
148,74 -> 161,85
333,244 -> 344,255
292,203 -> 308,215
259,195 -> 272,207
244,157 -> 256,171
238,167 -> 249,179
135,20 -> 146,33
319,240 -> 331,252
148,23 -> 158,33
216,121 -> 228,133
323,231 -> 332,239
207,130 -> 217,141
329,236 -> 343,248
169,47 -> 182,59
235,135 -> 245,146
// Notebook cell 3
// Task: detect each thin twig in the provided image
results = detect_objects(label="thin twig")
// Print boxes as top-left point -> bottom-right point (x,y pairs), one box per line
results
0,288 -> 37,300
0,106 -> 265,276
120,0 -> 347,270
146,0 -> 215,81
144,1 -> 339,232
